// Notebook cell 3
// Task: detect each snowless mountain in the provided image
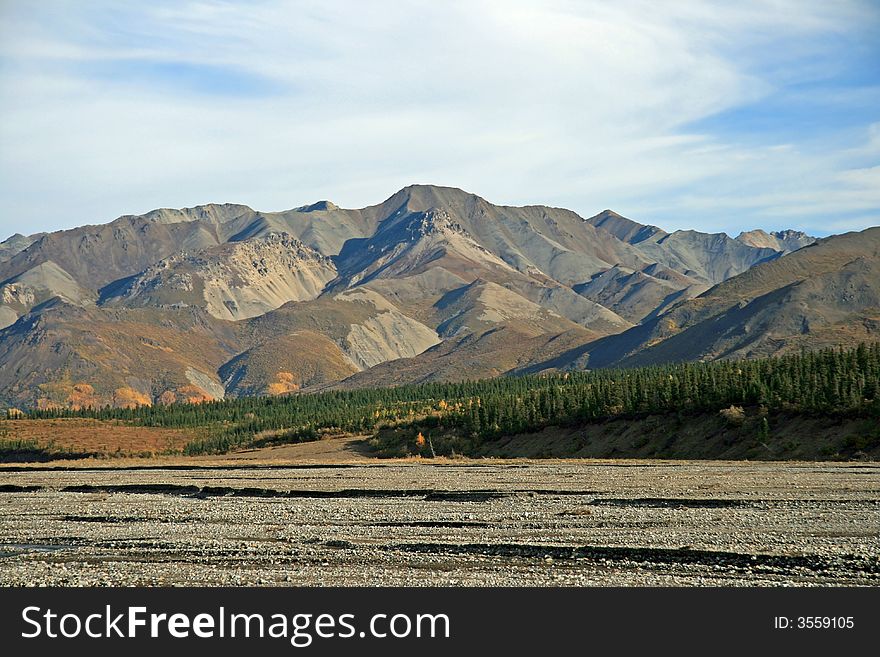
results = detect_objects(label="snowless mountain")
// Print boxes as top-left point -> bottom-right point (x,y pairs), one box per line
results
2,184 -> 864,411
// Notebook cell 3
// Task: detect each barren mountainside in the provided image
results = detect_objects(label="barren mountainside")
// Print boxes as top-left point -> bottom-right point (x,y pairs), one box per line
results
1,184 -> 870,410
549,227 -> 880,371
103,233 -> 338,321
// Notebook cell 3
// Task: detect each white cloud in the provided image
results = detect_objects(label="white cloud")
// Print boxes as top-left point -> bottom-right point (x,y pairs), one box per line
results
0,0 -> 877,237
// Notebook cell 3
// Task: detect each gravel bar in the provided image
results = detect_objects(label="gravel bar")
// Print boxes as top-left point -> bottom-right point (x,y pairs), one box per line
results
0,460 -> 878,586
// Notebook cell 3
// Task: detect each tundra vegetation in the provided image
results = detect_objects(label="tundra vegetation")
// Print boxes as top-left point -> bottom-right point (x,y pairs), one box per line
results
8,343 -> 879,458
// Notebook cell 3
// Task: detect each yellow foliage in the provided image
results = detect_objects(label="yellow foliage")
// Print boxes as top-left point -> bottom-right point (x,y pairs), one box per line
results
66,382 -> 101,410
176,385 -> 213,405
661,318 -> 679,334
36,380 -> 102,410
112,387 -> 152,409
266,371 -> 300,396
719,405 -> 746,427
415,432 -> 426,447
158,390 -> 177,406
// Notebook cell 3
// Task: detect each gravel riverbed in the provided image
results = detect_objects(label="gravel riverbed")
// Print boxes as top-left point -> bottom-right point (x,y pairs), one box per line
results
1,460 -> 878,586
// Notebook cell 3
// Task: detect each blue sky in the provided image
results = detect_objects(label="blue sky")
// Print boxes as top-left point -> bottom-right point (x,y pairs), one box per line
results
1,0 -> 878,238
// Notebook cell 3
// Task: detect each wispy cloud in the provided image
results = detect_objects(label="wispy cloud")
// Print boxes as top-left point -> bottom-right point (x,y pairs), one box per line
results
0,0 -> 878,237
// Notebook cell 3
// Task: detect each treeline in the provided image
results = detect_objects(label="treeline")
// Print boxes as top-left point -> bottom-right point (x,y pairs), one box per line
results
16,344 -> 880,454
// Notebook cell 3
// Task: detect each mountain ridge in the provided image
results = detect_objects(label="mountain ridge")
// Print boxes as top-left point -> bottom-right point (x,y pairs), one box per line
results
2,183 -> 864,411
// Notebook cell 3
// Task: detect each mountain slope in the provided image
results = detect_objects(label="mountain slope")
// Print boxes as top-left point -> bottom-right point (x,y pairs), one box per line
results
324,325 -> 600,390
220,331 -> 360,396
0,232 -> 46,264
626,230 -> 781,285
586,210 -> 783,284
573,264 -> 708,323
103,233 -> 337,320
433,279 -> 580,338
0,261 -> 95,328
567,227 -> 880,369
239,288 -> 441,371
0,301 -> 239,409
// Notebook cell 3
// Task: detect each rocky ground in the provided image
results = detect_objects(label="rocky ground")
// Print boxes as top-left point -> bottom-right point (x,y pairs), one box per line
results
1,454 -> 878,586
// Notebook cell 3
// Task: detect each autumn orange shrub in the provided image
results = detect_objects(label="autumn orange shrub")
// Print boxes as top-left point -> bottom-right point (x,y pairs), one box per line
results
267,371 -> 300,396
112,387 -> 152,409
176,385 -> 213,404
66,383 -> 101,410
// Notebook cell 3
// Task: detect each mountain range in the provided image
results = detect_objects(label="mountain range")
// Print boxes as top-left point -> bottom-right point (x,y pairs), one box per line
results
2,184 -> 875,410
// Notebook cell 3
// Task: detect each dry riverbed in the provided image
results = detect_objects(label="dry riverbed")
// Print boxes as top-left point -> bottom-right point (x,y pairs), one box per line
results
0,453 -> 878,586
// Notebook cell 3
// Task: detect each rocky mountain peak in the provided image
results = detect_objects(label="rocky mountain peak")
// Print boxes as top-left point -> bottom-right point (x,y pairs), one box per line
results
299,200 -> 340,212
736,228 -> 816,253
403,210 -> 466,239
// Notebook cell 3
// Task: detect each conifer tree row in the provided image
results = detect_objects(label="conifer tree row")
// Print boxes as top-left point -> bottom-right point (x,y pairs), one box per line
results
15,344 -> 880,454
